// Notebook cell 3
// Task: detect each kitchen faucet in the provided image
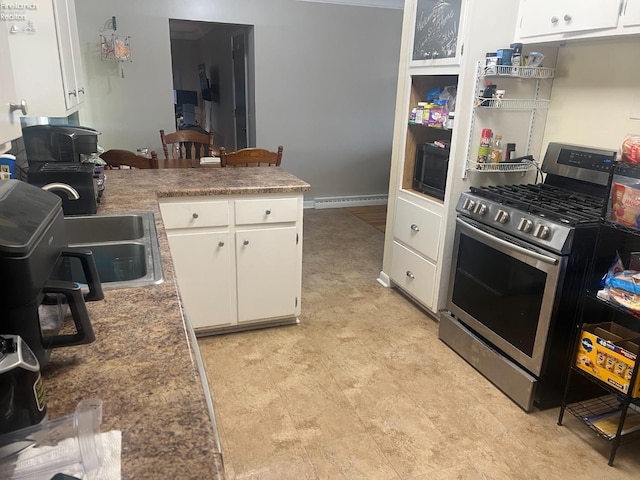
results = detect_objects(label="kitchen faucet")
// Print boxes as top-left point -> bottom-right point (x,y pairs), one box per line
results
41,183 -> 80,200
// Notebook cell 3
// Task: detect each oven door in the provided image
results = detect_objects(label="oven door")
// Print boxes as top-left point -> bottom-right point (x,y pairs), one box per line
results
446,216 -> 566,376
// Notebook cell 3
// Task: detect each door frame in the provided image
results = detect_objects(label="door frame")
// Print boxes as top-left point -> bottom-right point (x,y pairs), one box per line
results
231,29 -> 249,150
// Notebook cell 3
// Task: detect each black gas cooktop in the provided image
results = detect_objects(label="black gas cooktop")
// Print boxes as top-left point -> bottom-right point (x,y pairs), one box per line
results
469,184 -> 604,226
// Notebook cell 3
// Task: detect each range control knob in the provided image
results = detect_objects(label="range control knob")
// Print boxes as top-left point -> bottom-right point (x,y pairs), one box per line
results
534,224 -> 550,239
473,203 -> 487,216
517,218 -> 533,233
494,210 -> 509,224
462,198 -> 476,211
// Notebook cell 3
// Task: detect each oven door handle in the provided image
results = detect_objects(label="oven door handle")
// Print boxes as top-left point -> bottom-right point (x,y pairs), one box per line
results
456,217 -> 559,266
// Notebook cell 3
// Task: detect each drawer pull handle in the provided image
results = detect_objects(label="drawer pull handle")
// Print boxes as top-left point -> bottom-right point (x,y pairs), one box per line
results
550,15 -> 558,24
218,241 -> 224,247
265,209 -> 272,215
192,213 -> 199,219
406,271 -> 415,279
243,240 -> 250,246
78,87 -> 85,94
410,224 -> 420,232
563,14 -> 571,22
68,89 -> 77,97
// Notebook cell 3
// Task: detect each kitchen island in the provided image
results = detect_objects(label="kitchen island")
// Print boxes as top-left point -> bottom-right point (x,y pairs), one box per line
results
41,167 -> 310,479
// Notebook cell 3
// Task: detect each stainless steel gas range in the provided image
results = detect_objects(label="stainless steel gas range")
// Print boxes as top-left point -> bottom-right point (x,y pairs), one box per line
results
439,143 -> 617,412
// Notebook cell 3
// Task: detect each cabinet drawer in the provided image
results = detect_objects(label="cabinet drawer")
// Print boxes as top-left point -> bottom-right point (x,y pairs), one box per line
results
390,241 -> 436,310
235,197 -> 299,225
160,200 -> 230,230
394,197 -> 441,262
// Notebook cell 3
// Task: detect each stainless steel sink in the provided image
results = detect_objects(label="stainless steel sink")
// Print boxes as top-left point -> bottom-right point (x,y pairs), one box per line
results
64,213 -> 145,243
57,212 -> 164,289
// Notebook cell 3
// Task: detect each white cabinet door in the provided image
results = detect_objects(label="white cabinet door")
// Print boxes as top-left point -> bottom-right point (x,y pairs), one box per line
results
53,0 -> 83,109
235,226 -> 298,323
166,231 -> 234,329
0,25 -> 23,145
623,0 -> 640,27
8,0 -> 84,117
518,0 -> 621,38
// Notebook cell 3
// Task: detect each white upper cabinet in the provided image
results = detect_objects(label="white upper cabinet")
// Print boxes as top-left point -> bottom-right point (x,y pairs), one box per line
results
515,0 -> 631,42
0,25 -> 24,145
7,0 -> 85,118
622,0 -> 640,27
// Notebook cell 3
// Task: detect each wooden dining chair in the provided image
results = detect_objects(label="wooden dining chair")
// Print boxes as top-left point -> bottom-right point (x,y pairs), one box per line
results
160,129 -> 215,160
100,149 -> 159,169
219,146 -> 283,167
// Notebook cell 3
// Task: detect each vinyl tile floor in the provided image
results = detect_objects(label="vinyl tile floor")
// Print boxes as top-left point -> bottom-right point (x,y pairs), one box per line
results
198,208 -> 640,480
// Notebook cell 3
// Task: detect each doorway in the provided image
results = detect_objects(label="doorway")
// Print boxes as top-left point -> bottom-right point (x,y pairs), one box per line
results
168,19 -> 255,151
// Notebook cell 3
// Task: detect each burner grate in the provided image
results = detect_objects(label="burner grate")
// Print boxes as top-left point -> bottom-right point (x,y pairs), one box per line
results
470,184 -> 604,226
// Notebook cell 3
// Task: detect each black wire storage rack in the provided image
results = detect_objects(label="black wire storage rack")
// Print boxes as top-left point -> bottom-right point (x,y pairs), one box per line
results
558,161 -> 640,466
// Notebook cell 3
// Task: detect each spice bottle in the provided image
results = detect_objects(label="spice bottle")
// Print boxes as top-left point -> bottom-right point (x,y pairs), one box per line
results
477,128 -> 492,166
489,134 -> 503,163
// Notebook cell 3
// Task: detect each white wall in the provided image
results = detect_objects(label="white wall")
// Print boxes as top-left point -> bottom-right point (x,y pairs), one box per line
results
74,0 -> 402,200
542,38 -> 640,153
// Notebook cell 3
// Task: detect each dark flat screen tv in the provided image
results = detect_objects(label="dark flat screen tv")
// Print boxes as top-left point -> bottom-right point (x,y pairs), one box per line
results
173,89 -> 198,106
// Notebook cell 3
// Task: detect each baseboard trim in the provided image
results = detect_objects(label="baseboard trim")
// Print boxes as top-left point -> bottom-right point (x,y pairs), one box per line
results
313,194 -> 388,209
377,270 -> 391,287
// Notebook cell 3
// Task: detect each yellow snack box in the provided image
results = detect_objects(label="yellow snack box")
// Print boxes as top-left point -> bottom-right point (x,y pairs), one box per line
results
575,322 -> 640,397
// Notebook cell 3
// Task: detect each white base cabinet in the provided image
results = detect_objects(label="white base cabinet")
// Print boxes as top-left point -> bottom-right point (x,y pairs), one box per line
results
160,193 -> 303,334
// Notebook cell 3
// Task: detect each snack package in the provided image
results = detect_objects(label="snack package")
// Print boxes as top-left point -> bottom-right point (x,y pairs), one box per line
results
611,181 -> 640,228
608,271 -> 640,295
601,252 -> 624,288
621,134 -> 640,164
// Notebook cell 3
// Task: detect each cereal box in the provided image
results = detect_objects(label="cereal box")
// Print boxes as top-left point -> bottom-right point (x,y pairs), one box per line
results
575,322 -> 640,397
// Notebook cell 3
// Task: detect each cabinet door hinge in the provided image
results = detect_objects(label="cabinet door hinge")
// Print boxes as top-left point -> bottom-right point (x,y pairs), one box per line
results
460,44 -> 464,56
296,233 -> 299,245
295,296 -> 298,307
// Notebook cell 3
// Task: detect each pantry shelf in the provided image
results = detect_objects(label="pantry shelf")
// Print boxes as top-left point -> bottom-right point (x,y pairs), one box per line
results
564,394 -> 640,441
466,160 -> 538,173
474,98 -> 550,110
480,65 -> 555,79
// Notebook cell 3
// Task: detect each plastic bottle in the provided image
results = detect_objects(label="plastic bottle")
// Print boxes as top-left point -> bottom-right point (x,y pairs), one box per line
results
415,102 -> 427,125
490,134 -> 503,163
477,128 -> 492,166
409,107 -> 417,124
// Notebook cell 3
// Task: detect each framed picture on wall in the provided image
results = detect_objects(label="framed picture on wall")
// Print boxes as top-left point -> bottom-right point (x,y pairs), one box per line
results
410,0 -> 463,67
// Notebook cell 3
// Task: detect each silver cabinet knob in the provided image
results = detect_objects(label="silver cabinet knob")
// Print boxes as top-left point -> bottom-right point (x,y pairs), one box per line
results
551,16 -> 559,24
192,213 -> 199,219
406,271 -> 415,279
78,87 -> 85,94
68,90 -> 77,97
218,241 -> 224,247
410,224 -> 420,232
243,240 -> 249,246
563,14 -> 572,22
9,99 -> 27,115
265,209 -> 271,215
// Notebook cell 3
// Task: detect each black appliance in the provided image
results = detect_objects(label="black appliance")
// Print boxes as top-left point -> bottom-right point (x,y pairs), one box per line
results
439,142 -> 616,411
0,335 -> 46,434
0,180 -> 104,368
22,125 -> 99,165
413,142 -> 449,201
27,162 -> 99,215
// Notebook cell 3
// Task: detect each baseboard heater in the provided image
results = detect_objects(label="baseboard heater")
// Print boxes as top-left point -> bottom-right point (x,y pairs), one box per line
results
313,194 -> 388,209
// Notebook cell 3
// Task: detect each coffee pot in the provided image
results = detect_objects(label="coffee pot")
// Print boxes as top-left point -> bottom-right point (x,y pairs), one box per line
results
0,180 -> 104,368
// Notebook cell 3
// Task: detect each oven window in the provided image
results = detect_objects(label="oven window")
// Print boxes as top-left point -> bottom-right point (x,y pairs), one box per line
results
451,234 -> 547,357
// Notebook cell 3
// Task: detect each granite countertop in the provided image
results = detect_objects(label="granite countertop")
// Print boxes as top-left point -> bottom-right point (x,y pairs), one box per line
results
42,167 -> 310,479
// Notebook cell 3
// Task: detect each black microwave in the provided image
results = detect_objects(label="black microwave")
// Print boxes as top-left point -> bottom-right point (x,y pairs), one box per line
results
413,143 -> 449,200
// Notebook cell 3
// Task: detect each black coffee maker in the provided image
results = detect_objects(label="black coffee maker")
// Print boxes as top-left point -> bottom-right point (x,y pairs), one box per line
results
0,180 -> 104,368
